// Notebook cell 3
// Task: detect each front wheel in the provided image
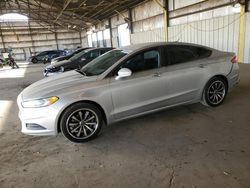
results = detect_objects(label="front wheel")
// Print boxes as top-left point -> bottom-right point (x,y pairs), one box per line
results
202,77 -> 228,107
60,103 -> 103,143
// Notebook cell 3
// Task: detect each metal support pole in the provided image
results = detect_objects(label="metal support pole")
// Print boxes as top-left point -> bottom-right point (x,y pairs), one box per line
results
163,0 -> 169,28
79,31 -> 83,47
153,0 -> 169,41
0,24 -> 6,50
28,21 -> 35,53
54,26 -> 59,50
108,18 -> 113,47
238,4 -> 246,63
128,8 -> 133,34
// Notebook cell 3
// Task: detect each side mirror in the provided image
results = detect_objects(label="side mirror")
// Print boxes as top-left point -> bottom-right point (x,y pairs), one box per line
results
116,68 -> 132,80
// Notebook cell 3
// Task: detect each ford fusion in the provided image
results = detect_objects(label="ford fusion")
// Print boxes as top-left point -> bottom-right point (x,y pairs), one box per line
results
17,42 -> 239,143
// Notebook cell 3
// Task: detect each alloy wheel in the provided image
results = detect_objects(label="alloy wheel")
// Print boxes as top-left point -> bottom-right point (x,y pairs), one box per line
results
207,80 -> 226,105
66,108 -> 99,139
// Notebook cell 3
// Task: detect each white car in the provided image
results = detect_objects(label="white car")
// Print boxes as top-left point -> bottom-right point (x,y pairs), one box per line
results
17,42 -> 239,142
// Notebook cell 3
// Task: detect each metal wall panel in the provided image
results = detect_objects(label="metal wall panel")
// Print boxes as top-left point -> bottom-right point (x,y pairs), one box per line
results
169,0 -> 204,10
168,13 -> 240,55
133,14 -> 164,33
132,0 -> 163,21
170,6 -> 240,26
112,37 -> 119,48
0,22 -> 85,60
131,28 -> 165,44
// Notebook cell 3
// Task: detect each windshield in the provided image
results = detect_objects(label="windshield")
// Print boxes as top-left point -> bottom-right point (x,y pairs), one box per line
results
80,50 -> 127,76
69,49 -> 89,61
37,51 -> 47,56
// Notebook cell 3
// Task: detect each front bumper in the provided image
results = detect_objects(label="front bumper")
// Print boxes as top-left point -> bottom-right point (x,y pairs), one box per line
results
17,94 -> 60,136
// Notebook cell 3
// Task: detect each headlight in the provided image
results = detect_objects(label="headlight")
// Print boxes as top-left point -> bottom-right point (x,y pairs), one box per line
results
22,96 -> 59,108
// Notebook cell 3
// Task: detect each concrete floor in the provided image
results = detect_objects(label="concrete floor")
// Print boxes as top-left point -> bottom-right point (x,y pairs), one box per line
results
0,62 -> 250,188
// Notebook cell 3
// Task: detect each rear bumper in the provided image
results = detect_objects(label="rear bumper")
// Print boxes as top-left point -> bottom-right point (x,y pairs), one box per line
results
228,75 -> 239,92
227,63 -> 240,92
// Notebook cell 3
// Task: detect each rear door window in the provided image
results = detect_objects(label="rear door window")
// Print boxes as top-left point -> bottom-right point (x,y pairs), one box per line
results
194,47 -> 212,58
167,45 -> 197,65
38,51 -> 47,56
83,50 -> 100,59
90,50 -> 100,58
100,49 -> 110,54
166,45 -> 212,65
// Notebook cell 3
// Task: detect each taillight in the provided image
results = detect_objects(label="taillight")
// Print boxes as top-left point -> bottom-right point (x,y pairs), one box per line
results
231,55 -> 237,64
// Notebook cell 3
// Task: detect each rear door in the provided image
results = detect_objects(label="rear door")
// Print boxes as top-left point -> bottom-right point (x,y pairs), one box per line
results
159,45 -> 211,105
37,51 -> 47,61
49,51 -> 59,59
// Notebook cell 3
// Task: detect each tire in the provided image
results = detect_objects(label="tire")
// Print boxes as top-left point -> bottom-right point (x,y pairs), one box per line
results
32,58 -> 38,64
60,102 -> 103,143
202,77 -> 228,107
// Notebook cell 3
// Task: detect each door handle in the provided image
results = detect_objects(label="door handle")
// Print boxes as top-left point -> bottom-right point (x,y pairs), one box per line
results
153,73 -> 161,77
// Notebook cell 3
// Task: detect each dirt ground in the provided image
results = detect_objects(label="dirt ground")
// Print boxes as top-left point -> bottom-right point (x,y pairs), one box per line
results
0,62 -> 250,188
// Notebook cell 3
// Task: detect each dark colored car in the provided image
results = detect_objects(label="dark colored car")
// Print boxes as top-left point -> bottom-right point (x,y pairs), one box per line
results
43,47 -> 113,77
51,47 -> 91,64
29,50 -> 66,64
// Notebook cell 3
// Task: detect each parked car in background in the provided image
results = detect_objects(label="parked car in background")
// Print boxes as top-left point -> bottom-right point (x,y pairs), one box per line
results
43,47 -> 113,77
51,47 -> 91,64
0,58 -> 4,68
17,42 -> 239,143
29,50 -> 66,64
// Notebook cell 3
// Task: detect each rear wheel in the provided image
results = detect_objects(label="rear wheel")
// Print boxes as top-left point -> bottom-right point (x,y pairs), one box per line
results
60,103 -> 103,143
32,58 -> 38,64
202,77 -> 227,107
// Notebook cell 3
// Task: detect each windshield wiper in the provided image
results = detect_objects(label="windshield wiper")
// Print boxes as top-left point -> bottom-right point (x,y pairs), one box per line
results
75,69 -> 86,76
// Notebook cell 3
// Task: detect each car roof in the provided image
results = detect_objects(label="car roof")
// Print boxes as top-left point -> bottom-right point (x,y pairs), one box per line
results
76,47 -> 91,51
85,47 -> 113,51
44,50 -> 61,52
119,42 -> 213,53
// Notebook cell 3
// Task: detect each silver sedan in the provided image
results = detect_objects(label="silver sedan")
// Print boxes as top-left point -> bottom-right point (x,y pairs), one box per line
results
17,42 -> 239,142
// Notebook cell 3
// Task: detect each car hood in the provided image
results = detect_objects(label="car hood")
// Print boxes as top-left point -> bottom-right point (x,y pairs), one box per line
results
46,60 -> 71,69
21,70 -> 97,101
51,56 -> 68,64
51,56 -> 61,62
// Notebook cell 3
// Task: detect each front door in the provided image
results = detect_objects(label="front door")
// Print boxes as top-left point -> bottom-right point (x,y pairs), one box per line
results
110,49 -> 166,120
